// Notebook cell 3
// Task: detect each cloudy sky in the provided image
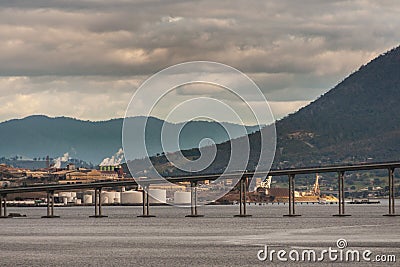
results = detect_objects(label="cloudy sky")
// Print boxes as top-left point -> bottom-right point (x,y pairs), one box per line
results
0,0 -> 399,124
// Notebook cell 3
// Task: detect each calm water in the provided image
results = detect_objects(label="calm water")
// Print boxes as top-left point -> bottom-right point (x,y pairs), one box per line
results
1,202 -> 399,266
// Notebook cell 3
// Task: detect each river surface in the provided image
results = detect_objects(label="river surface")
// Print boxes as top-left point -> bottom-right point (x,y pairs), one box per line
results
1,202 -> 399,266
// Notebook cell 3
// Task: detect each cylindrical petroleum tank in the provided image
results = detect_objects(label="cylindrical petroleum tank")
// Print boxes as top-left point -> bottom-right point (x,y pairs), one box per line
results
121,191 -> 143,204
86,190 -> 95,197
113,192 -> 121,204
149,189 -> 166,204
83,194 -> 93,204
174,191 -> 191,204
100,192 -> 109,204
107,192 -> 116,204
59,192 -> 71,198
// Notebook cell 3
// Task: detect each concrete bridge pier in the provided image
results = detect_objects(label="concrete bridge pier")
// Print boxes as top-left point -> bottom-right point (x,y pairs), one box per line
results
138,185 -> 155,218
333,171 -> 351,217
186,181 -> 204,217
42,191 -> 60,218
90,188 -> 108,218
0,194 -> 8,218
384,168 -> 399,216
284,174 -> 301,217
234,177 -> 252,217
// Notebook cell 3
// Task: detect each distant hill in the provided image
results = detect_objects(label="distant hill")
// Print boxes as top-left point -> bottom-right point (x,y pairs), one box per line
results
0,115 -> 260,165
132,45 -> 400,175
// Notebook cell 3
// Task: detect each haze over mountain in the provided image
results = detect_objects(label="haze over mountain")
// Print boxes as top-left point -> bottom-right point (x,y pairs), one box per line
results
0,115 -> 260,164
136,45 -> 400,175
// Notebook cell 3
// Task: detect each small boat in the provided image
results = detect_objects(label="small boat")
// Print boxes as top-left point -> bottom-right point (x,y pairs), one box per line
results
8,213 -> 27,217
319,195 -> 339,204
348,199 -> 380,205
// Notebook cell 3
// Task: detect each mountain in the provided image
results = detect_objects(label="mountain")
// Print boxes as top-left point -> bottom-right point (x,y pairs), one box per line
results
274,45 -> 400,167
133,45 -> 400,175
0,115 -> 260,164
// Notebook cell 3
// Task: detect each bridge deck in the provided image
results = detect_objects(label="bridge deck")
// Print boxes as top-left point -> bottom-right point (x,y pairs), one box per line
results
1,161 -> 400,194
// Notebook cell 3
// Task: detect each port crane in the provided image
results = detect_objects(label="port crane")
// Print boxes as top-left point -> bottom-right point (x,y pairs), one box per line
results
312,174 -> 320,196
260,176 -> 272,189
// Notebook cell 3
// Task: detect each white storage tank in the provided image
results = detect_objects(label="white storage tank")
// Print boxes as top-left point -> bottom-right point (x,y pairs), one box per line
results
113,192 -> 121,204
100,191 -> 117,204
59,192 -> 71,198
121,191 -> 142,204
107,192 -> 116,204
149,189 -> 166,204
83,194 -> 93,204
174,191 -> 191,204
100,192 -> 109,204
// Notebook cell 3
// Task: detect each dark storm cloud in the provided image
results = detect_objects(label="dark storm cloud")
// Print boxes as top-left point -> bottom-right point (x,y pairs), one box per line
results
1,0 -> 398,76
0,0 -> 399,121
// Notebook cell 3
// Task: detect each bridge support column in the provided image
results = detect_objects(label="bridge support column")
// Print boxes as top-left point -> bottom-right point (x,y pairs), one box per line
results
0,194 -> 8,218
384,168 -> 399,216
234,177 -> 252,217
333,171 -> 350,217
42,191 -> 60,218
186,181 -> 204,217
284,174 -> 301,217
138,185 -> 155,218
90,188 -> 108,218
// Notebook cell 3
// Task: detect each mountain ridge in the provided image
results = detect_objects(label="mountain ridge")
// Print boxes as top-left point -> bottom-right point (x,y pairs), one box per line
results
133,45 -> 400,175
0,115 -> 261,164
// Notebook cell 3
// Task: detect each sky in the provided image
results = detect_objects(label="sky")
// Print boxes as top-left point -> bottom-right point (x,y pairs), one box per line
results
0,0 -> 399,125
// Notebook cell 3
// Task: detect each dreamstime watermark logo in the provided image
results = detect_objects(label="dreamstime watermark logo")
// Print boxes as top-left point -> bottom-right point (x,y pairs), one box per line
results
122,61 -> 276,206
257,238 -> 397,263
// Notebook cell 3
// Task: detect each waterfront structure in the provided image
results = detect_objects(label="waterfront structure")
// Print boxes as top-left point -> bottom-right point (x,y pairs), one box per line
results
1,161 -> 400,218
60,169 -> 120,184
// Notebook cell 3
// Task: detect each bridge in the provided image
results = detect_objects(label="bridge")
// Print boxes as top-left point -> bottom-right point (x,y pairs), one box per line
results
1,162 -> 399,218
